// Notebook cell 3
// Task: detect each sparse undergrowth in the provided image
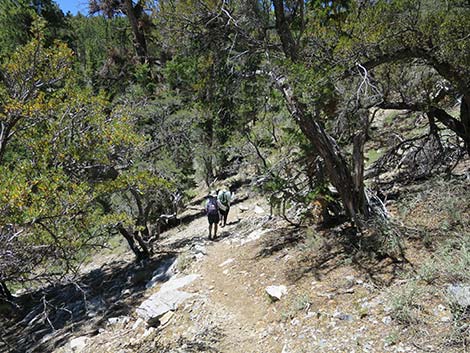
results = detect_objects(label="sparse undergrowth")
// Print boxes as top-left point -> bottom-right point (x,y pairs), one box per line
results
385,175 -> 470,348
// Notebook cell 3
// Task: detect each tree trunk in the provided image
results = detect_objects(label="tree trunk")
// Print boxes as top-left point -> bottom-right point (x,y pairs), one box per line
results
133,230 -> 151,258
271,0 -> 372,226
273,76 -> 369,225
123,0 -> 148,63
117,224 -> 149,260
461,94 -> 470,154
0,281 -> 13,301
272,0 -> 298,61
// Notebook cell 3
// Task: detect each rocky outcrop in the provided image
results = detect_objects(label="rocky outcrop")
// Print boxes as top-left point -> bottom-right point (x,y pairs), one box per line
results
136,274 -> 200,326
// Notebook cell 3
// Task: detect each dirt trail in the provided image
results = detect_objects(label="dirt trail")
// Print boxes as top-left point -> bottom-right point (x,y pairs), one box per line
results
151,194 -> 300,353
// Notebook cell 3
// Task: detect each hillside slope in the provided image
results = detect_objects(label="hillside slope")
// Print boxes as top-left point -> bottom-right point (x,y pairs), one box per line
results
46,177 -> 468,353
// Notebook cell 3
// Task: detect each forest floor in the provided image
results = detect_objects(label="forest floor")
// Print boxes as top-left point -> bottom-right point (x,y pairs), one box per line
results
43,169 -> 468,353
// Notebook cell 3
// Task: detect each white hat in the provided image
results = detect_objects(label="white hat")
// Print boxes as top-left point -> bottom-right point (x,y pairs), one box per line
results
209,190 -> 217,197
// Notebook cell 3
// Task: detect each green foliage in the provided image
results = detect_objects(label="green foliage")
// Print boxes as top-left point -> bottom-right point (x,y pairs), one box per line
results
0,22 -> 161,286
417,235 -> 470,285
281,293 -> 312,321
387,280 -> 424,325
68,14 -> 135,91
0,0 -> 68,59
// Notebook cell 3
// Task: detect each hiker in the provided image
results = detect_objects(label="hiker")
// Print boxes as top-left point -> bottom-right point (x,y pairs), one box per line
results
217,186 -> 232,227
205,190 -> 219,240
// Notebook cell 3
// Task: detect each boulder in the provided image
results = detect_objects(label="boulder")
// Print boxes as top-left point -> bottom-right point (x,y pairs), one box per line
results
146,257 -> 177,288
254,206 -> 265,214
70,336 -> 89,352
159,274 -> 200,292
136,290 -> 192,326
266,285 -> 287,301
447,284 -> 470,308
137,274 -> 199,326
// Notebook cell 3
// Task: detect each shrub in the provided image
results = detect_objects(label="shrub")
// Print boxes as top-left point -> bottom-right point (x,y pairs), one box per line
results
388,280 -> 423,326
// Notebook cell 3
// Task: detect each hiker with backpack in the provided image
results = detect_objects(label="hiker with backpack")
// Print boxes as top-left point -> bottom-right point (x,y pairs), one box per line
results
205,190 -> 220,240
217,186 -> 232,227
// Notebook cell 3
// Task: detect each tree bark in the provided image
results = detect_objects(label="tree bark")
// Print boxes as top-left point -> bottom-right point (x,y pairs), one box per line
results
272,75 -> 369,224
272,0 -> 298,61
117,224 -> 149,260
123,0 -> 148,63
460,94 -> 470,154
0,281 -> 13,301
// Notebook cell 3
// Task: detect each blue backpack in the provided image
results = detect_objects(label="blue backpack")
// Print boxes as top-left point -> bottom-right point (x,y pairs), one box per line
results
207,197 -> 218,215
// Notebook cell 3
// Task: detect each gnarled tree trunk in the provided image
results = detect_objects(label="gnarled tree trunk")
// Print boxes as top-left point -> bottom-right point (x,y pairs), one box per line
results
271,73 -> 370,225
123,0 -> 148,63
271,0 -> 373,227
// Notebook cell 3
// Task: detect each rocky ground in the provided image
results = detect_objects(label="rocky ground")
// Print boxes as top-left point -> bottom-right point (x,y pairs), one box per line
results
2,176 -> 469,353
49,186 -> 465,352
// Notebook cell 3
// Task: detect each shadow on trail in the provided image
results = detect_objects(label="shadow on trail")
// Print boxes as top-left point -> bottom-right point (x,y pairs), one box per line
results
0,254 -> 176,353
210,230 -> 232,242
162,212 -> 244,250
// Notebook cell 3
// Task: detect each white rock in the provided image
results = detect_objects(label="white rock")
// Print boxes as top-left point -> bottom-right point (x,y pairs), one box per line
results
306,311 -> 316,318
219,258 -> 235,267
382,316 -> 392,325
107,316 -> 130,325
136,290 -> 192,325
142,327 -> 156,338
107,317 -> 119,325
158,310 -> 174,328
333,310 -> 353,321
241,228 -> 272,245
70,336 -> 89,352
146,257 -> 178,288
239,205 -> 249,212
281,343 -> 289,353
159,274 -> 200,293
448,284 -> 470,308
266,285 -> 287,301
132,318 -> 145,330
254,206 -> 265,214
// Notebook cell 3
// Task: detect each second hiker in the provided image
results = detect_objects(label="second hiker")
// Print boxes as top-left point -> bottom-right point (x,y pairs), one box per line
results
217,186 -> 232,227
